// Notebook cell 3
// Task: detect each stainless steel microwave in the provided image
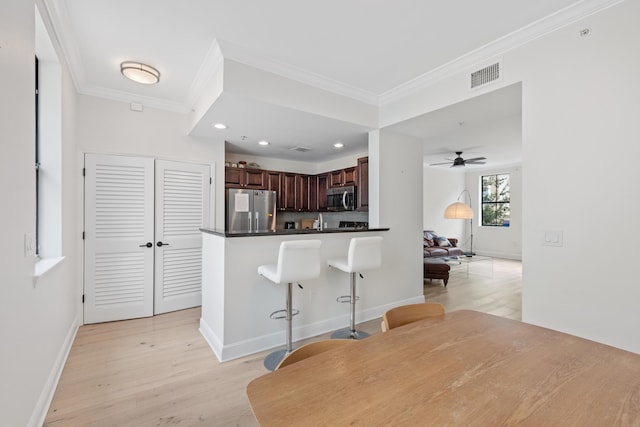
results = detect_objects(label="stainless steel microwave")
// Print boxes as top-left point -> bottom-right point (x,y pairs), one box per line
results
327,186 -> 356,211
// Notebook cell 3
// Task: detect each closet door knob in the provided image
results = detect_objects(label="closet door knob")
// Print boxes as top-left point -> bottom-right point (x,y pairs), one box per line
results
156,241 -> 169,247
139,242 -> 152,248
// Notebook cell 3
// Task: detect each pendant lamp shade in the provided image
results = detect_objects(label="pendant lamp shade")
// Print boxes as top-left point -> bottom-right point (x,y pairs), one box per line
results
444,201 -> 473,219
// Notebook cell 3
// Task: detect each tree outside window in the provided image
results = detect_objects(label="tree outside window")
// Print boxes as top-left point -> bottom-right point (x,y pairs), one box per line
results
482,174 -> 510,227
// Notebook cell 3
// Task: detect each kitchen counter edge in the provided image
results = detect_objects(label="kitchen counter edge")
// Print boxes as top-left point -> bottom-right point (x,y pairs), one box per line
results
200,227 -> 390,238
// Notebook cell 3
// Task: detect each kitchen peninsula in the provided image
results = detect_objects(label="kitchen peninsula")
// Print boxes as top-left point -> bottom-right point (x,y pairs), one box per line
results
199,226 -> 409,363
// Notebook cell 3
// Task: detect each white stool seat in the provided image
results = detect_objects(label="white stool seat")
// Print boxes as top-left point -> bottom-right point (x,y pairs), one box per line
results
258,239 -> 322,371
328,236 -> 383,339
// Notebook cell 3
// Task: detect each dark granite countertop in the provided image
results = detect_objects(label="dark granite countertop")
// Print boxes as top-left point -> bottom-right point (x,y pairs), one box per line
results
200,227 -> 390,237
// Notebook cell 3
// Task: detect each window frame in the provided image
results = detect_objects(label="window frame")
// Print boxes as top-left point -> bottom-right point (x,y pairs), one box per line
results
481,173 -> 511,227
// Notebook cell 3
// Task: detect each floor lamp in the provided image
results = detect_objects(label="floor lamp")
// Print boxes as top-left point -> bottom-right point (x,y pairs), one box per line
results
444,190 -> 475,257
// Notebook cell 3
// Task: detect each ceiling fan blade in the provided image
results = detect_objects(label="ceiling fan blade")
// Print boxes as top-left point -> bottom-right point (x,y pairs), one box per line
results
466,161 -> 487,164
464,157 -> 487,162
429,161 -> 453,166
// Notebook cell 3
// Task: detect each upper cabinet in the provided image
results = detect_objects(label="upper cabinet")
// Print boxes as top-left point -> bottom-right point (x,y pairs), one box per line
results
224,158 -> 367,212
329,167 -> 357,188
225,167 -> 266,189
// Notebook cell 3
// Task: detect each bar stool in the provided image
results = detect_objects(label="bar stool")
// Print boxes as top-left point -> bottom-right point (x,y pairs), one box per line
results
258,239 -> 322,371
328,236 -> 383,339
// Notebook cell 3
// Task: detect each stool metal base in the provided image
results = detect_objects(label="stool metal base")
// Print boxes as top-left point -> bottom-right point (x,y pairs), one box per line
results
331,327 -> 370,340
264,348 -> 289,371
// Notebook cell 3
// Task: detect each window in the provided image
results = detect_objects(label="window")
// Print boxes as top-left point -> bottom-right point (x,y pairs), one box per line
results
481,174 -> 510,227
35,56 -> 40,256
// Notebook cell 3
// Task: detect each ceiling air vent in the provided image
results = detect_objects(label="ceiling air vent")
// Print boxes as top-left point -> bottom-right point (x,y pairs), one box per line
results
289,146 -> 312,152
470,62 -> 500,89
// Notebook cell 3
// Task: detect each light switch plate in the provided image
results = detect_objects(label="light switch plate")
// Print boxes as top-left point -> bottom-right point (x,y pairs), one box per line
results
24,233 -> 35,256
543,230 -> 563,247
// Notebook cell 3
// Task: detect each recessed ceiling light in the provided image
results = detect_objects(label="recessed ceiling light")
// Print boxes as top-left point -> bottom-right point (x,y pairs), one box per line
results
120,62 -> 160,85
334,142 -> 344,148
213,123 -> 227,129
258,140 -> 270,146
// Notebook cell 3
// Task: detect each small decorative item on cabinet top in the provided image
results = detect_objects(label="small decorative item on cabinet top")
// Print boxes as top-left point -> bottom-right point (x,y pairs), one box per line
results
247,162 -> 261,169
238,161 -> 247,168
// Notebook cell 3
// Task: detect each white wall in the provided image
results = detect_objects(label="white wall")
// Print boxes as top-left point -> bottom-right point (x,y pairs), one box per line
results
465,165 -> 522,259
370,129 -> 424,301
0,2 -> 81,425
423,167 -> 466,240
518,2 -> 640,351
382,1 -> 640,353
76,95 -> 226,230
225,151 -> 368,175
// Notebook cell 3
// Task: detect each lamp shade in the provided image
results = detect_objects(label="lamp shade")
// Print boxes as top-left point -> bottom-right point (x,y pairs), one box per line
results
444,202 -> 473,219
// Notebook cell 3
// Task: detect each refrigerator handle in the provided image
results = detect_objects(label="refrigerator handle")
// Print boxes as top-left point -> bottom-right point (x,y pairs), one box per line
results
255,211 -> 259,232
249,211 -> 253,233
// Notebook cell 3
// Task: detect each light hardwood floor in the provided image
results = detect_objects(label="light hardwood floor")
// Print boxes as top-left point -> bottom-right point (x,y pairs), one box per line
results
44,258 -> 521,427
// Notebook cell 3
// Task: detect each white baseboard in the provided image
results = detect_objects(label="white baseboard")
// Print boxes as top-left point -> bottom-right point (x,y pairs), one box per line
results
28,313 -> 80,427
200,294 -> 425,363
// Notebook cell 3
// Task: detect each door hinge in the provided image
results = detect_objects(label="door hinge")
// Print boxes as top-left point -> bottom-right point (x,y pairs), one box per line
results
82,294 -> 85,303
82,167 -> 86,177
210,177 -> 212,184
82,231 -> 85,240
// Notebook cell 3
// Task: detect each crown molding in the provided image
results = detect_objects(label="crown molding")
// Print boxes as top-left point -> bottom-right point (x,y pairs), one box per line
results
215,39 -> 380,107
44,0 -> 623,114
80,84 -> 190,113
379,0 -> 624,106
40,0 -> 86,93
184,39 -> 225,110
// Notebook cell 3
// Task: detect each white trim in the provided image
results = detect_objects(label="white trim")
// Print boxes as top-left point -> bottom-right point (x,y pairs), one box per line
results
185,39 -> 225,110
379,0 -> 623,105
80,84 -> 190,114
27,313 -> 80,427
38,0 -> 85,93
33,256 -> 65,285
201,294 -> 424,362
215,39 -> 380,106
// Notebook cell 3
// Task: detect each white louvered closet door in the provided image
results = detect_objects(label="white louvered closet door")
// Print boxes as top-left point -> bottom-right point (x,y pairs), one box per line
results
154,160 -> 210,314
84,154 -> 155,324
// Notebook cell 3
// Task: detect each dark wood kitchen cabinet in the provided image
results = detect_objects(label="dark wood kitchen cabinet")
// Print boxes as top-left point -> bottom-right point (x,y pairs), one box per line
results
280,173 -> 296,211
315,174 -> 328,211
329,167 -> 357,188
295,174 -> 310,211
357,157 -> 368,211
225,167 -> 266,189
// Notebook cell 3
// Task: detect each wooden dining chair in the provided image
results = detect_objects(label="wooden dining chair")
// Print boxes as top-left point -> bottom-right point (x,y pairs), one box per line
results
275,339 -> 355,370
381,302 -> 445,332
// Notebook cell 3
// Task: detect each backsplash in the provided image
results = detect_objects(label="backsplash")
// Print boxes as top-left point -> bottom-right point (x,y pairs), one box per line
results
277,211 -> 369,230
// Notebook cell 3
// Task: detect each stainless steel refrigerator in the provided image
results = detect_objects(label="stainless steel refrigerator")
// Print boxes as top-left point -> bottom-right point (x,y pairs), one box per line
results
227,189 -> 277,233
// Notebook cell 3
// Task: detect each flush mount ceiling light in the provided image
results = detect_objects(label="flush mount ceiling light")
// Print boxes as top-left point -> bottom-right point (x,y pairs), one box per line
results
334,142 -> 344,148
213,123 -> 227,129
120,61 -> 160,85
258,140 -> 270,146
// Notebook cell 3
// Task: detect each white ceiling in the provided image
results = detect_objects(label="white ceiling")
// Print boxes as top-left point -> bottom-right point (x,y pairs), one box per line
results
46,0 -> 600,165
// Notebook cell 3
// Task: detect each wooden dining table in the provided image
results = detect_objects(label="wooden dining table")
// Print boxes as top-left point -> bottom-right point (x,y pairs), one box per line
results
246,310 -> 640,426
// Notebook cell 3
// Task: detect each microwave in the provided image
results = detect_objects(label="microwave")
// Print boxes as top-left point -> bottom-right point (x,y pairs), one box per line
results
327,186 -> 356,211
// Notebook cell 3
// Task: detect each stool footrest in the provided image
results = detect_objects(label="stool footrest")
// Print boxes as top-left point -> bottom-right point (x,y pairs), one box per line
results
269,308 -> 300,319
336,295 -> 359,304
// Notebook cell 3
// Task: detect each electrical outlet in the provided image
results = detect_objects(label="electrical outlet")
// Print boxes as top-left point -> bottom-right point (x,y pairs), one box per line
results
24,233 -> 35,256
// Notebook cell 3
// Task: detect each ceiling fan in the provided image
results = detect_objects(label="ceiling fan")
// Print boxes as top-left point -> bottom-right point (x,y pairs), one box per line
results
430,151 -> 487,167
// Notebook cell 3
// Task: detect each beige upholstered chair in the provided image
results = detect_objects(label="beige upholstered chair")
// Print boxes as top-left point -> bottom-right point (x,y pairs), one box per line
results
381,302 -> 445,332
275,339 -> 355,370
